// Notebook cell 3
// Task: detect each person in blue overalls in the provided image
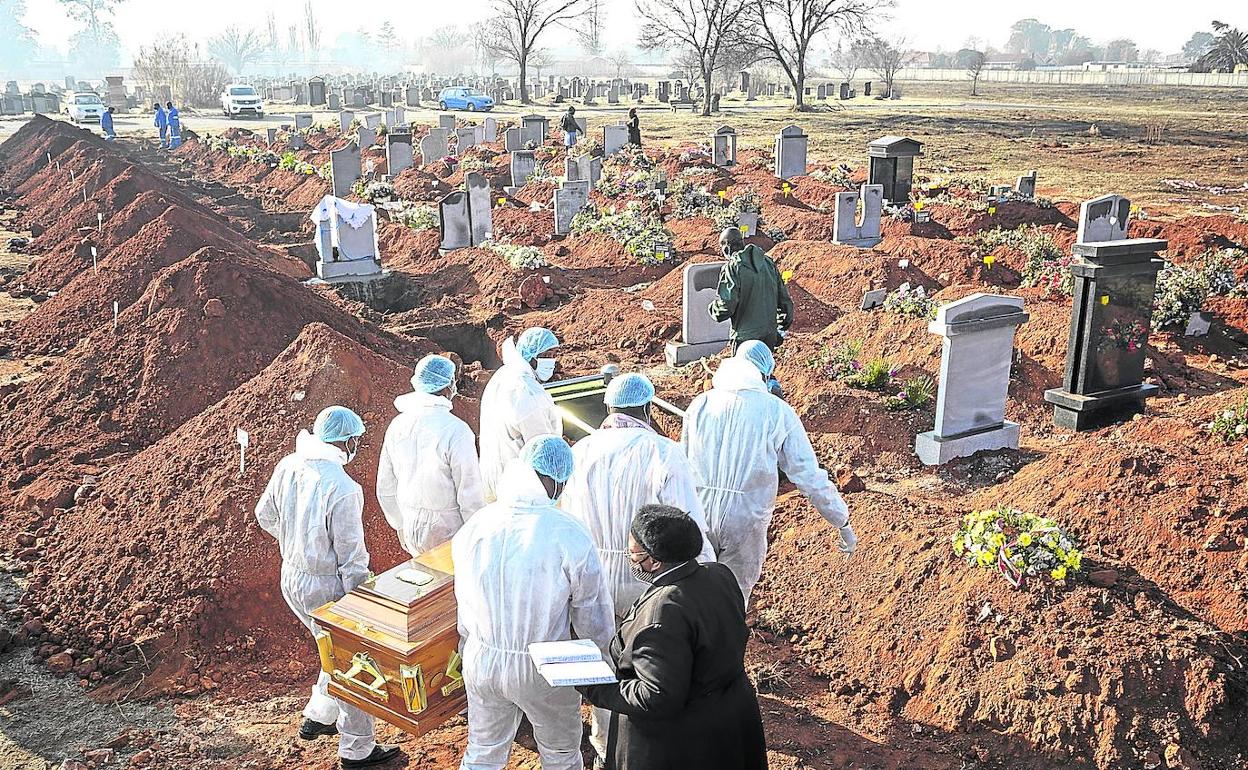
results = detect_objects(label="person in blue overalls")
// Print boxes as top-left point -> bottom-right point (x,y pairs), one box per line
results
165,101 -> 181,149
153,102 -> 168,148
100,107 -> 116,141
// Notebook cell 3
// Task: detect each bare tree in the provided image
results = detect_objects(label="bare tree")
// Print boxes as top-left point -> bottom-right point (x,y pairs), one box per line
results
828,35 -> 870,83
578,0 -> 605,56
133,35 -> 229,107
303,0 -> 321,59
485,0 -> 587,104
530,48 -> 553,82
208,26 -> 267,75
609,48 -> 633,79
637,0 -> 750,117
864,34 -> 907,97
965,49 -> 986,95
58,0 -> 121,36
747,0 -> 879,110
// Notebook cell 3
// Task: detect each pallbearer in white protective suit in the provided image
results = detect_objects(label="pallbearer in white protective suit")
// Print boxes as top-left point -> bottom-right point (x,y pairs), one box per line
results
377,354 -> 485,556
560,372 -> 717,764
453,435 -> 615,770
478,327 -> 563,503
254,406 -> 401,769
683,346 -> 858,604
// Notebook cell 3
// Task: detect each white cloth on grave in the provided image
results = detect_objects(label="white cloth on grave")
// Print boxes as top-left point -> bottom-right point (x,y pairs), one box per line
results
310,195 -> 374,229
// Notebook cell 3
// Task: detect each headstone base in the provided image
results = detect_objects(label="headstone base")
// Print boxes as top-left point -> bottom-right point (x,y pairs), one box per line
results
1044,383 -> 1158,431
833,236 -> 882,249
915,421 -> 1019,466
665,339 -> 729,367
317,259 -> 384,283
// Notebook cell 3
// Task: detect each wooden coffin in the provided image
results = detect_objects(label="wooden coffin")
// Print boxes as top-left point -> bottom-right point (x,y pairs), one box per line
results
310,542 -> 465,737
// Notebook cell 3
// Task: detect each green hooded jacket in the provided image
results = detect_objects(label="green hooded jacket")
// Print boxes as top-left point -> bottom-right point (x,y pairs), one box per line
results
708,244 -> 794,347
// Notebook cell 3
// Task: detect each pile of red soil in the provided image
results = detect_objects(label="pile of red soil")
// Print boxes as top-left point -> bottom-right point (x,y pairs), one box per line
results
14,323 -> 422,695
0,249 -> 427,536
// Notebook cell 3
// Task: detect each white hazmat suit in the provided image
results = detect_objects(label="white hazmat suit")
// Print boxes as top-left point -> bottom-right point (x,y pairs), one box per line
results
478,338 -> 562,503
452,460 -> 615,770
560,415 -> 717,760
682,357 -> 850,603
377,390 -> 485,556
254,430 -> 376,761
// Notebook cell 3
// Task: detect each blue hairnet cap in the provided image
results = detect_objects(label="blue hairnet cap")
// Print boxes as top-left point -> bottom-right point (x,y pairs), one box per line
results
521,434 -> 574,483
735,340 -> 775,377
412,354 -> 456,394
314,406 -> 365,443
517,327 -> 558,362
604,372 -> 655,408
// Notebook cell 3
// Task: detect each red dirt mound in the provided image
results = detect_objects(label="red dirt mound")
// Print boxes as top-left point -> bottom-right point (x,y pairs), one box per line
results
14,323 -> 420,696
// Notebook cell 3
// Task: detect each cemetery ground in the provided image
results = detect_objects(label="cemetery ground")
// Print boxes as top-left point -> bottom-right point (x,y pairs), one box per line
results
0,79 -> 1247,770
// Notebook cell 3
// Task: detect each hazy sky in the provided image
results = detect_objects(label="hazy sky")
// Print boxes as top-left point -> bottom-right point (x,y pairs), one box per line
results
22,0 -> 1244,58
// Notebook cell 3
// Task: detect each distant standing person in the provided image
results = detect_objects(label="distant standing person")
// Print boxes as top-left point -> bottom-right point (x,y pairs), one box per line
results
153,102 -> 168,148
626,108 -> 640,147
100,107 -> 115,141
560,105 -> 579,147
709,226 -> 793,351
165,101 -> 181,149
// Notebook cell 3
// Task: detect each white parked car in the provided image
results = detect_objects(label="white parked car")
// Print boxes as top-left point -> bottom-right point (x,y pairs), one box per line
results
220,83 -> 264,118
64,92 -> 105,123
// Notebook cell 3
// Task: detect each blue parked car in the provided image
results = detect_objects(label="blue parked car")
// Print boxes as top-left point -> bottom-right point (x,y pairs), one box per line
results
437,87 -> 495,112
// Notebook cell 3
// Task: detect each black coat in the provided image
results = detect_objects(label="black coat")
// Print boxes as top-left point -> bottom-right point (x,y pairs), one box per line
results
582,561 -> 767,770
626,115 -> 641,146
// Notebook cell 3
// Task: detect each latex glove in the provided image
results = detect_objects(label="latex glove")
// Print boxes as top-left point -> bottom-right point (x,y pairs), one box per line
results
835,525 -> 857,555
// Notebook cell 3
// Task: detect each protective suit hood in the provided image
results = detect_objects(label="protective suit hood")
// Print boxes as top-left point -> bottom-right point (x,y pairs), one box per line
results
394,390 -> 453,413
295,429 -> 348,465
712,358 -> 768,393
500,336 -> 534,370
496,459 -> 556,507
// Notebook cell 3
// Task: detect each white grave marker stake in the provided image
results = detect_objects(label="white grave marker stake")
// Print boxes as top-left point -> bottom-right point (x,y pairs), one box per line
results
112,300 -> 119,330
97,213 -> 103,230
83,188 -> 88,204
236,428 -> 250,475
91,246 -> 98,272
70,168 -> 75,182
46,152 -> 52,165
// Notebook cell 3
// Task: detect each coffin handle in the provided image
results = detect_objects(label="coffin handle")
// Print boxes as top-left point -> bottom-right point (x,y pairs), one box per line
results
333,652 -> 389,700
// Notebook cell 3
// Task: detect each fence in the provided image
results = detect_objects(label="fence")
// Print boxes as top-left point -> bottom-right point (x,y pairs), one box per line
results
890,68 -> 1248,88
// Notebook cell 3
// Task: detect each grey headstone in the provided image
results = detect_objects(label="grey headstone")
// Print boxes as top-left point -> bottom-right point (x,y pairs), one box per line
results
266,127 -> 278,145
363,112 -> 381,130
735,212 -> 759,237
554,180 -> 590,235
420,128 -> 449,164
712,125 -> 737,167
832,185 -> 884,248
438,191 -> 472,252
565,155 -> 602,187
1184,311 -> 1212,337
603,124 -> 629,155
456,126 -> 477,152
682,262 -> 731,345
294,113 -> 313,130
773,125 -> 808,180
1016,170 -> 1037,198
1076,194 -> 1131,244
312,197 -> 382,282
916,294 -> 1030,465
330,142 -> 361,198
387,132 -> 414,175
338,110 -> 355,133
466,172 -> 492,245
510,150 -> 536,188
861,289 -> 887,310
483,117 -> 497,142
439,114 -> 457,131
356,126 -> 376,148
504,126 -> 523,151
521,114 -> 549,146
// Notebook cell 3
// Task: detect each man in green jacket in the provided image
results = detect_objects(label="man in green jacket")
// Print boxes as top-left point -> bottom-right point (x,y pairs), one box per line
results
709,226 -> 794,352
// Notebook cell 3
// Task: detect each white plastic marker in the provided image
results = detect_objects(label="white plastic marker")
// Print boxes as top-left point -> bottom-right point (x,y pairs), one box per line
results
97,213 -> 103,230
236,428 -> 250,475
70,168 -> 76,182
112,300 -> 119,330
46,152 -> 51,165
82,188 -> 88,204
91,246 -> 98,272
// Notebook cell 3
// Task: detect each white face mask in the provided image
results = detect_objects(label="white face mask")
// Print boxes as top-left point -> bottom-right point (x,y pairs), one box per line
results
534,358 -> 556,382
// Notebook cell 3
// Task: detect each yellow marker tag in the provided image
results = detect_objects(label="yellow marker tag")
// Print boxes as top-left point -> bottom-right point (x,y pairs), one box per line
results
782,183 -> 791,193
718,190 -> 726,199
914,200 -> 924,211
497,197 -> 505,206
988,206 -> 997,215
739,225 -> 749,235
781,269 -> 794,283
1100,295 -> 1110,305
983,254 -> 996,267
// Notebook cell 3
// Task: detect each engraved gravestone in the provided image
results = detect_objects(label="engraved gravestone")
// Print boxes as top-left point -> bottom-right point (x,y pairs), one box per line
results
439,114 -> 457,131
504,126 -> 523,151
356,125 -> 375,148
832,185 -> 884,248
565,155 -> 602,186
603,124 -> 629,155
438,191 -> 472,252
1016,170 -> 1037,198
483,117 -> 497,142
915,294 -> 1030,465
554,180 -> 590,235
509,149 -> 536,190
773,125 -> 807,180
363,112 -> 381,130
521,114 -> 549,146
294,113 -> 313,130
456,126 -> 477,152
1044,238 -> 1167,430
664,262 -> 732,366
338,110 -> 354,133
712,125 -> 737,167
419,128 -> 449,164
386,131 -> 414,175
329,142 -> 361,198
466,172 -> 492,245
1076,194 -> 1131,243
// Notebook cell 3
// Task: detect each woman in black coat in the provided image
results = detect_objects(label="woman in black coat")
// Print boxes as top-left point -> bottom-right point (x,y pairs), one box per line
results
580,504 -> 767,770
626,108 -> 641,147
